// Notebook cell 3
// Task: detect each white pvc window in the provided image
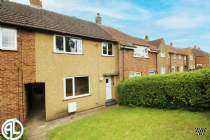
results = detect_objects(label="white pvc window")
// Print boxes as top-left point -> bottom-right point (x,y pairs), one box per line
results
0,27 -> 17,50
54,35 -> 82,54
184,56 -> 187,60
129,72 -> 142,78
189,55 -> 193,61
134,46 -> 149,58
173,54 -> 176,60
179,55 -> 182,60
171,66 -> 176,73
180,66 -> 184,72
160,48 -> 166,57
160,66 -> 166,74
102,42 -> 113,56
64,76 -> 90,99
149,70 -> 156,75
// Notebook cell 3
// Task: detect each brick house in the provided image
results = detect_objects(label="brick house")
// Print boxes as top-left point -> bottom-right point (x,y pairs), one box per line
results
148,39 -> 188,73
0,0 -> 119,124
100,25 -> 158,80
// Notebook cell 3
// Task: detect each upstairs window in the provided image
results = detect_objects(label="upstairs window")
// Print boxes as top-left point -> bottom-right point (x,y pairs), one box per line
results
184,56 -> 187,60
173,54 -> 176,59
160,48 -> 166,57
54,35 -> 82,54
189,55 -> 193,61
102,42 -> 113,56
134,46 -> 149,58
179,55 -> 182,60
0,27 -> 17,51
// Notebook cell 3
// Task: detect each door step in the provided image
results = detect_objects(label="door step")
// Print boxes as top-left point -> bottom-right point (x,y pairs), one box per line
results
105,99 -> 118,106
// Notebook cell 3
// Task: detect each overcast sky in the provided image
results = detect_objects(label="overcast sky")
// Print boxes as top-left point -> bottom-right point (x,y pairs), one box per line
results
11,0 -> 210,52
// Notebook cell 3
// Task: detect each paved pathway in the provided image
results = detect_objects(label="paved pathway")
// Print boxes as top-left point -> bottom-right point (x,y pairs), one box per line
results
25,106 -> 117,140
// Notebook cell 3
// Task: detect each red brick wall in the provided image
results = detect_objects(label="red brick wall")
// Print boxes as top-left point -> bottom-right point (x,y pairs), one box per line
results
0,29 -> 35,125
195,55 -> 209,68
120,48 -> 157,80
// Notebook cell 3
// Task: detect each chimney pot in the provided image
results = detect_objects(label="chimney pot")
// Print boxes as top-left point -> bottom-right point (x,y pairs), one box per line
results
95,13 -> 102,24
194,45 -> 197,49
145,35 -> 149,41
170,42 -> 173,46
30,0 -> 42,8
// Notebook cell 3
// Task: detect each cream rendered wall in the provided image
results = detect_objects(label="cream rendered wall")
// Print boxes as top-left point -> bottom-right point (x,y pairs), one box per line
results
35,32 -> 119,120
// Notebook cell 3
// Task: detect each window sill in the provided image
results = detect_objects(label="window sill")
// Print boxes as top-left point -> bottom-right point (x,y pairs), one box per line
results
133,56 -> 149,59
0,48 -> 18,52
64,94 -> 91,101
53,51 -> 83,55
101,54 -> 115,57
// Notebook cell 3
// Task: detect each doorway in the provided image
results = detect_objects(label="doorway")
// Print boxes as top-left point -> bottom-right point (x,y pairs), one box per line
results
105,77 -> 112,100
25,83 -> 45,121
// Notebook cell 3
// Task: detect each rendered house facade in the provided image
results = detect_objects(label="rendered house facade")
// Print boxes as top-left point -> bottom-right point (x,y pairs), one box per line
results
0,0 -> 119,123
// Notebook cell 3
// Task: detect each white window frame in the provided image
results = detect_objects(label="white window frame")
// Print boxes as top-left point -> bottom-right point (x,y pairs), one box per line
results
101,42 -> 114,56
134,46 -> 149,58
0,27 -> 17,51
173,54 -> 176,60
129,71 -> 142,78
171,66 -> 176,73
160,48 -> 166,58
64,76 -> 90,100
54,35 -> 83,55
179,55 -> 182,60
160,66 -> 166,74
149,70 -> 156,75
189,55 -> 193,61
184,56 -> 187,60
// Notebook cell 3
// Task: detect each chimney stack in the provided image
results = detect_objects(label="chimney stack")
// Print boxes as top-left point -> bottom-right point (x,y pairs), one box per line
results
170,42 -> 173,46
194,45 -> 197,49
95,13 -> 102,24
145,35 -> 149,41
30,0 -> 42,8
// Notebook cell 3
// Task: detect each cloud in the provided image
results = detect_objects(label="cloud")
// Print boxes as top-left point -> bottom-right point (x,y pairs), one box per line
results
156,12 -> 207,29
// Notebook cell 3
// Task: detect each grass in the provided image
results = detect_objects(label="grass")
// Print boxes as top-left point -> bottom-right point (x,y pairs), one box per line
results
48,106 -> 210,140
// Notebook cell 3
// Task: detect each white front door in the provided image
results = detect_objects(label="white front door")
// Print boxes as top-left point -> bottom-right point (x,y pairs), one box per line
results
105,77 -> 112,100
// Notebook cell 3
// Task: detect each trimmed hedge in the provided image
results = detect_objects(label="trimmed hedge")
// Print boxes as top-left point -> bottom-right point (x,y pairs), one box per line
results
118,69 -> 210,110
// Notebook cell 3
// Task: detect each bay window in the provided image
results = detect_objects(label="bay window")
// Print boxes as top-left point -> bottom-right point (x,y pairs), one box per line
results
64,76 -> 90,99
0,27 -> 17,51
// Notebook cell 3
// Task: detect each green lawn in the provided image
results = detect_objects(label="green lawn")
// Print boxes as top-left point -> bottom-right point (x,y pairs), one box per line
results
48,106 -> 210,140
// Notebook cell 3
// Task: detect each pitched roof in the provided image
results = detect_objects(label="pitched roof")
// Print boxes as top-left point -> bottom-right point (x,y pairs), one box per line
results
0,1 -> 116,42
101,25 -> 157,50
148,38 -> 164,48
193,48 -> 208,56
168,46 -> 187,55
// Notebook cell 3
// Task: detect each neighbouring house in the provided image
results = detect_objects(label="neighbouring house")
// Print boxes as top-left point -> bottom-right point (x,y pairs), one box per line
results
148,38 -> 169,74
148,39 -> 188,73
168,44 -> 188,73
99,23 -> 158,80
182,46 -> 209,70
190,46 -> 209,69
0,0 -> 119,124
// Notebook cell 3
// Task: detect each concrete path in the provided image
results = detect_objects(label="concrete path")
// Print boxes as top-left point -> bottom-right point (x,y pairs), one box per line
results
25,106 -> 117,140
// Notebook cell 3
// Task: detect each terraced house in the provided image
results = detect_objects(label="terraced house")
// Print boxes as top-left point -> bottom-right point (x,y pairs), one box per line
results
0,0 -> 209,125
100,24 -> 158,80
0,0 -> 119,124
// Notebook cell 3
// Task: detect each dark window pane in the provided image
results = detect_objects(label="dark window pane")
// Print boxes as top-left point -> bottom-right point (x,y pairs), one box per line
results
66,79 -> 73,97
75,77 -> 89,96
66,37 -> 77,52
56,36 -> 64,51
103,45 -> 107,55
108,43 -> 112,55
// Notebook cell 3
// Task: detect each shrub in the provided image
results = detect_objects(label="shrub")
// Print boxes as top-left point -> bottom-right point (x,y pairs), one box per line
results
118,69 -> 210,110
